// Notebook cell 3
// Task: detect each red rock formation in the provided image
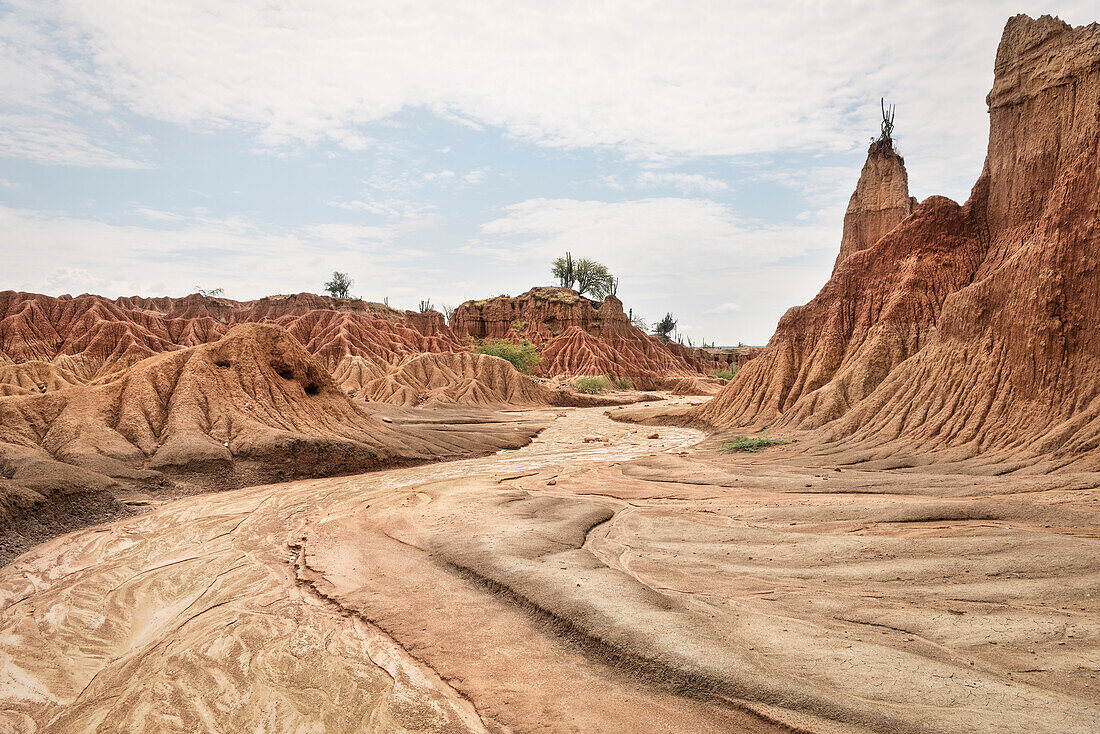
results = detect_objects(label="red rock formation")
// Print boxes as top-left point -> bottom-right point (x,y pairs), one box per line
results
452,287 -> 614,344
537,327 -> 704,390
0,324 -> 539,537
454,287 -> 735,388
834,139 -> 917,273
2,286 -> 741,392
274,309 -> 461,370
0,291 -> 460,377
330,355 -> 391,395
696,14 -> 1100,470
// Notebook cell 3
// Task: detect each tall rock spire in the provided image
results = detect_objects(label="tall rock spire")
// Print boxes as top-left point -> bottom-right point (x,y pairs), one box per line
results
834,139 -> 916,273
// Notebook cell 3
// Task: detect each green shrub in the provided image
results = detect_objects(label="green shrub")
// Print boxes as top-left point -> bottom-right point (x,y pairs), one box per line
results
719,434 -> 790,453
710,365 -> 738,381
473,339 -> 541,374
574,376 -> 612,394
609,376 -> 631,390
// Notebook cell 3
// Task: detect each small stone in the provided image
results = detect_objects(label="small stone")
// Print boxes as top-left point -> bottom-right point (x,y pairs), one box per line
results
547,479 -> 557,486
381,417 -> 393,423
647,433 -> 660,439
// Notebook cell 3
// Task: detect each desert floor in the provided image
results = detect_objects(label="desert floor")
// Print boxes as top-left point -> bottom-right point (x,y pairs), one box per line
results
1,397 -> 1097,733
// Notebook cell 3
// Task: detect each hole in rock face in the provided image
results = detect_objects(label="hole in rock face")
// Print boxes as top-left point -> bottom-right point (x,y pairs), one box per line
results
214,360 -> 230,368
304,383 -> 320,395
272,363 -> 295,381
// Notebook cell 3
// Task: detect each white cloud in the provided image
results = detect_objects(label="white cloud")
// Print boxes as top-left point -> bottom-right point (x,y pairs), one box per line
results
0,204 -> 437,299
597,174 -> 625,190
133,207 -> 185,222
0,112 -> 149,168
636,171 -> 728,194
760,165 -> 861,210
4,0 -> 1095,193
476,197 -> 829,267
462,168 -> 488,184
327,197 -> 437,220
0,178 -> 18,188
472,196 -> 840,343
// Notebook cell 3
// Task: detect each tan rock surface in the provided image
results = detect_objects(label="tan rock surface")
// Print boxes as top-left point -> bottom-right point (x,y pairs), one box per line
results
1,401 -> 1095,733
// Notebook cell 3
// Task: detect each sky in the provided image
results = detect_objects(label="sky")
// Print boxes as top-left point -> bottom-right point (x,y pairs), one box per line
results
0,1 -> 1093,346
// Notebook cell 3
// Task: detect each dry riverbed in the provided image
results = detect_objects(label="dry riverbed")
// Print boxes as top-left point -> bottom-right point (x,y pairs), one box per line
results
1,398 -> 1097,733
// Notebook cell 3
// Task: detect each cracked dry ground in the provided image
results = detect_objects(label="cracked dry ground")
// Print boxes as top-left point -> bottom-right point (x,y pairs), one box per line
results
0,398 -> 1097,733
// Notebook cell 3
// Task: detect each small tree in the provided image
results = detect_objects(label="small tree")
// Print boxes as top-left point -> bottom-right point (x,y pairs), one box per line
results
324,272 -> 353,299
195,286 -> 224,297
653,312 -> 677,341
552,252 -> 576,289
574,258 -> 614,298
418,299 -> 434,313
628,309 -> 648,331
441,304 -> 455,323
552,254 -> 615,298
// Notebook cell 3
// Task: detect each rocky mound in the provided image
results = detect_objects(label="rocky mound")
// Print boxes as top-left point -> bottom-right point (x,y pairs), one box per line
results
695,14 -> 1100,471
454,288 -> 737,388
0,323 -> 542,559
0,291 -> 223,378
0,359 -> 83,396
1,287 -> 743,392
361,352 -> 565,407
536,326 -> 699,390
276,308 -> 461,370
330,354 -> 391,396
452,287 -> 617,344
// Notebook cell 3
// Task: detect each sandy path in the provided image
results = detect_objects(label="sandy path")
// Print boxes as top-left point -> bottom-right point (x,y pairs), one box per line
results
0,399 -> 1097,733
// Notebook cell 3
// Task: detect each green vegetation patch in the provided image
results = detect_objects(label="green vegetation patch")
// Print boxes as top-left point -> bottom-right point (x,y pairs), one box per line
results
709,365 -> 739,381
574,376 -> 612,394
473,339 -> 541,374
609,376 -> 631,390
719,434 -> 790,453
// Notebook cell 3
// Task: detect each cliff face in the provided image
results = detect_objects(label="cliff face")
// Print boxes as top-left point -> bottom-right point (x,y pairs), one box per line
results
834,139 -> 916,272
696,14 -> 1100,470
451,287 -> 627,344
